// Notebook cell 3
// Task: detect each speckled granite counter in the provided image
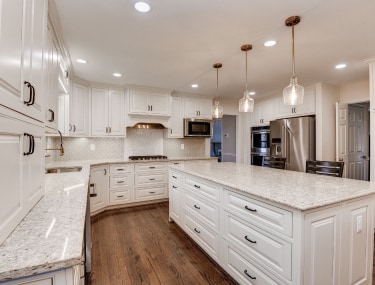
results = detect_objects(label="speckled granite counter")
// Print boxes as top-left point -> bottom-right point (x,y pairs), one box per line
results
0,163 -> 90,281
170,161 -> 375,210
0,157 -> 215,281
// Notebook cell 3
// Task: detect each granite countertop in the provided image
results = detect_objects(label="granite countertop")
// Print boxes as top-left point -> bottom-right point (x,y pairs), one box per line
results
0,163 -> 91,281
0,157 -> 215,281
170,162 -> 375,211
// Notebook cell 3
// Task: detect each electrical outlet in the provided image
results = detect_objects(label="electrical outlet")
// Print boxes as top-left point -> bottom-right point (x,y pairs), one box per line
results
90,144 -> 95,151
180,144 -> 184,150
356,215 -> 363,233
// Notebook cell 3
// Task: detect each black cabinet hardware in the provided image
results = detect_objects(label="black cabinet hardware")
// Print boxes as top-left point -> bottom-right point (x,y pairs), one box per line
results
194,184 -> 200,189
244,205 -> 257,212
194,205 -> 200,210
48,109 -> 55,122
172,185 -> 177,189
244,270 -> 256,280
244,235 -> 257,244
194,228 -> 200,233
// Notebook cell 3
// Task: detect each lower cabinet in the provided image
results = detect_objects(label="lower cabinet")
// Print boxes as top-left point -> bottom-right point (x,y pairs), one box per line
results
134,163 -> 168,202
169,169 -> 374,285
109,164 -> 134,205
89,165 -> 109,213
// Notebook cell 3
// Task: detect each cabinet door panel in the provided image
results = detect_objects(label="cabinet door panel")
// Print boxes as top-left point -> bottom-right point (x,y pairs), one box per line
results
0,0 -> 24,112
89,166 -> 109,213
129,91 -> 148,114
71,83 -> 89,135
149,93 -> 170,115
91,88 -> 109,136
108,90 -> 125,135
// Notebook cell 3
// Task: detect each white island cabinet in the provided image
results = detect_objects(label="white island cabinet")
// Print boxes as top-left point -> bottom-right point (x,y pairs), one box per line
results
169,162 -> 375,285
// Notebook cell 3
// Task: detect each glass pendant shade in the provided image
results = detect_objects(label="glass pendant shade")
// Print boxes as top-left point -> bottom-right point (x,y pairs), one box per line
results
239,91 -> 254,112
212,100 -> 223,119
283,76 -> 304,106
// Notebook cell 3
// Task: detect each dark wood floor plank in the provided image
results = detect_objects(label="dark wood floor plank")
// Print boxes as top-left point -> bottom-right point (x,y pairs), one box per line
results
89,202 -> 238,285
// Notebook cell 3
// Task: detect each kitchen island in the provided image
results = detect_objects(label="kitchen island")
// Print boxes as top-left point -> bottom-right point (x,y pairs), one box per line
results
169,161 -> 375,285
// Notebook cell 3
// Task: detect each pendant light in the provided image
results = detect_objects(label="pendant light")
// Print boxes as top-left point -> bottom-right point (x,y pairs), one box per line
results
239,44 -> 254,112
212,63 -> 223,119
283,16 -> 304,106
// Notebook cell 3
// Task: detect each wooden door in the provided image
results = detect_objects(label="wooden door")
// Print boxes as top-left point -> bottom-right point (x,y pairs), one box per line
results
336,102 -> 349,177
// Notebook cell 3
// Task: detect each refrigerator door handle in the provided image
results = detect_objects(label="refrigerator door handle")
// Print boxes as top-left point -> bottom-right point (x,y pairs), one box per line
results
281,125 -> 287,160
286,126 -> 292,164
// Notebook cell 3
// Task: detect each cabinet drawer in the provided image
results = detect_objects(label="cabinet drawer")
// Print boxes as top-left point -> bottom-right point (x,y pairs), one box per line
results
110,164 -> 134,174
184,191 -> 219,231
224,190 -> 293,237
135,185 -> 167,200
183,211 -> 220,261
135,172 -> 167,187
224,214 -> 292,280
135,163 -> 167,172
109,190 -> 131,205
222,241 -> 281,285
184,175 -> 220,202
169,170 -> 182,184
110,174 -> 133,189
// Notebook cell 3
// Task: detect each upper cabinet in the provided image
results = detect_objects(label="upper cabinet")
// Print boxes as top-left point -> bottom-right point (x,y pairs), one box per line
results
91,88 -> 125,136
278,86 -> 316,118
44,23 -> 59,130
128,88 -> 171,116
251,99 -> 274,125
165,96 -> 184,138
184,97 -> 212,119
0,0 -> 47,122
70,83 -> 90,136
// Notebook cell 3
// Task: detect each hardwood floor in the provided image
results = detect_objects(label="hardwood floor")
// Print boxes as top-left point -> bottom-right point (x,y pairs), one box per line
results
89,202 -> 238,285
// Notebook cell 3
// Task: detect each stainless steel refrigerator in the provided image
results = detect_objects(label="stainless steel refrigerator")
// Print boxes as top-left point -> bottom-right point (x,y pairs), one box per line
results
269,116 -> 315,172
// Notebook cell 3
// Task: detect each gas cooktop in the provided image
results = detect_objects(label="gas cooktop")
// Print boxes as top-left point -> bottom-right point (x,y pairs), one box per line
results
128,155 -> 168,161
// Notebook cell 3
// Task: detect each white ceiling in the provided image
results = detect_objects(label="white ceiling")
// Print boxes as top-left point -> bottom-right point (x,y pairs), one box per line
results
53,0 -> 375,101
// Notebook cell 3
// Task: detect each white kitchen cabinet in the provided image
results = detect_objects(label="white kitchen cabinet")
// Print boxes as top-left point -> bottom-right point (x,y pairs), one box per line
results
184,97 -> 212,119
278,86 -> 315,118
251,99 -> 274,125
129,89 -> 170,116
0,0 -> 47,122
109,164 -> 134,205
44,23 -> 59,130
91,88 -> 125,136
70,83 -> 90,136
58,94 -> 69,136
134,163 -> 168,202
165,96 -> 184,138
89,165 -> 109,213
169,169 -> 182,225
0,108 -> 44,245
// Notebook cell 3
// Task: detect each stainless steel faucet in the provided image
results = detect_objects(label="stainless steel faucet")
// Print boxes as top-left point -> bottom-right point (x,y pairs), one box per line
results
45,130 -> 64,156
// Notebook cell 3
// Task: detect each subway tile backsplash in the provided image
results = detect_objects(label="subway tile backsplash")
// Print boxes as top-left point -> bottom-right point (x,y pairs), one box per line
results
46,129 -> 209,162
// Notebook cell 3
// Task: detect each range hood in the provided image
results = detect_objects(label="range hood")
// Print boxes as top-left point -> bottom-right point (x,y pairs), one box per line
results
128,122 -> 166,129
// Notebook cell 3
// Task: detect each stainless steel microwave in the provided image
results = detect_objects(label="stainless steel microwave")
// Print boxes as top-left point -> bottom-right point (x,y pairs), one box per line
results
184,118 -> 212,137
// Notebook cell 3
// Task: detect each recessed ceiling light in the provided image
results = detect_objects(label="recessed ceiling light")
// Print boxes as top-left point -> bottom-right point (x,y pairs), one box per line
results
191,84 -> 198,88
264,40 -> 277,47
134,1 -> 151,12
113,73 -> 122,77
335,63 -> 347,69
76,59 -> 87,64
249,91 -> 256,95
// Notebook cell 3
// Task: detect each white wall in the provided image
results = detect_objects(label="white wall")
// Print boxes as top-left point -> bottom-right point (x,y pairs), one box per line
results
340,79 -> 369,103
315,83 -> 340,161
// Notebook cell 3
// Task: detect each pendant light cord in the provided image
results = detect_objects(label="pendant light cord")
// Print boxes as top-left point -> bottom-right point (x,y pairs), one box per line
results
245,50 -> 248,91
216,67 -> 219,99
292,22 -> 296,77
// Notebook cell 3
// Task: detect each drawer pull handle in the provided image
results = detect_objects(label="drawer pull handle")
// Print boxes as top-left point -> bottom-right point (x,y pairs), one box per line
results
172,185 -> 177,189
194,228 -> 200,234
172,175 -> 177,178
117,195 -> 124,198
149,166 -> 156,169
194,205 -> 200,210
149,191 -> 156,194
194,184 -> 201,189
149,178 -> 156,181
117,168 -> 124,171
244,270 -> 256,280
173,162 -> 179,165
117,181 -> 125,183
245,205 -> 257,212
90,193 -> 97,197
244,235 -> 257,244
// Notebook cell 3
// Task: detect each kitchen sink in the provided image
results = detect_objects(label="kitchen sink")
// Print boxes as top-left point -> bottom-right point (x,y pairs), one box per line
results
45,166 -> 82,174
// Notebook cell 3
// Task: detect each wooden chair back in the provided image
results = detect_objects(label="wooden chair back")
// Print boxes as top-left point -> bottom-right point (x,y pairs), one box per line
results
305,160 -> 344,177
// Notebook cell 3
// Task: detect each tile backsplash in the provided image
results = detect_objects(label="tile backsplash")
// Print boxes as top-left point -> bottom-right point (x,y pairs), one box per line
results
46,129 -> 210,162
